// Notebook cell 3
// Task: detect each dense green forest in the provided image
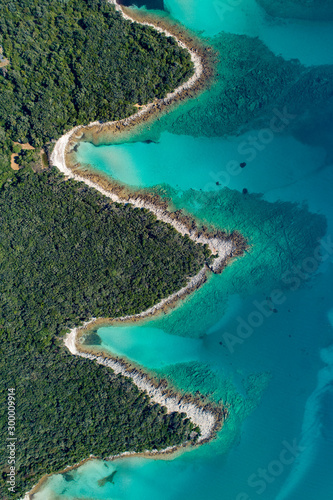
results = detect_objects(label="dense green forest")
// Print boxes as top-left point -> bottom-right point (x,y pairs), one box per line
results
0,1 -> 200,496
1,342 -> 196,499
0,170 -> 209,347
0,0 -> 193,183
0,169 -> 209,498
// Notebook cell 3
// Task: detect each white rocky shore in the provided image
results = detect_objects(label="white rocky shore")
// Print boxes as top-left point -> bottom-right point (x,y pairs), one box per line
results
22,3 -> 227,499
50,0 -> 227,457
64,326 -> 217,443
51,126 -> 235,273
50,1 -> 235,272
108,0 -> 204,102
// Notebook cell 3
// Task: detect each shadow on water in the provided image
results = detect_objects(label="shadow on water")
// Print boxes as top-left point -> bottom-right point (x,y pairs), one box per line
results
62,472 -> 75,482
98,470 -> 118,487
82,331 -> 103,346
117,0 -> 165,11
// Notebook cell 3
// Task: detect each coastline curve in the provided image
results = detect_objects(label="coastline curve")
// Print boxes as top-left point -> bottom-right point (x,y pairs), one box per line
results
25,3 -> 242,499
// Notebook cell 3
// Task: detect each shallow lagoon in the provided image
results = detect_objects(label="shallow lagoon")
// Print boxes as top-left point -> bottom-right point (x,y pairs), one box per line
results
34,0 -> 333,499
76,132 -> 326,194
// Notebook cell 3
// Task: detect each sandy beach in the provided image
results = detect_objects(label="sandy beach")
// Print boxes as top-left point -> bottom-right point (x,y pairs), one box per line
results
50,0 -> 213,169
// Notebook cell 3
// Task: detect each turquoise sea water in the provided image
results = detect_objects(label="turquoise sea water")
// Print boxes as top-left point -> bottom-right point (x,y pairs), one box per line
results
163,0 -> 333,66
34,1 -> 333,499
76,132 -> 326,193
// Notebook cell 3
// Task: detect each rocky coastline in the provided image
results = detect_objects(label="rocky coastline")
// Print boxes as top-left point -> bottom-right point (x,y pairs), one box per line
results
65,326 -> 225,443
24,3 -> 239,499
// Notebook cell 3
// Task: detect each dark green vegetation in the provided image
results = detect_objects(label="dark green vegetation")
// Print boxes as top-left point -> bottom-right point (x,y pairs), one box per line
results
0,346 -> 196,499
0,170 -> 209,345
0,169 -> 209,498
256,0 -> 333,21
0,0 -> 193,183
0,1 -> 199,497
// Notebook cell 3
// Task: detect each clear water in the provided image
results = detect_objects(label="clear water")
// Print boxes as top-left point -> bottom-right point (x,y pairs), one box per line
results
34,1 -> 333,499
76,132 -> 326,193
164,0 -> 333,66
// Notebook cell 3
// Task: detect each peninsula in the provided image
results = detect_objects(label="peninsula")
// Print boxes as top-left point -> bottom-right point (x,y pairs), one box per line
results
0,1 -> 244,499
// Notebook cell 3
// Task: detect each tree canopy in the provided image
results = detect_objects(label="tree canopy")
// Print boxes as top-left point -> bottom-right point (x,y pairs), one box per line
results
0,1 -> 199,497
0,0 -> 193,180
0,168 -> 209,498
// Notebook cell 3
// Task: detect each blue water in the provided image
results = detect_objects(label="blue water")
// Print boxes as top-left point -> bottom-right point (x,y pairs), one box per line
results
164,0 -> 333,66
34,1 -> 333,499
76,132 -> 326,193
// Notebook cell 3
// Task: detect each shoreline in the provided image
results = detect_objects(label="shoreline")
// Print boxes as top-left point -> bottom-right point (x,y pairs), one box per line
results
50,1 -> 242,273
65,328 -> 224,444
68,265 -> 209,343
25,313 -> 225,500
70,0 -> 215,146
25,3 -> 237,500
24,447 -> 186,500
50,0 -> 214,168
59,157 -> 242,272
